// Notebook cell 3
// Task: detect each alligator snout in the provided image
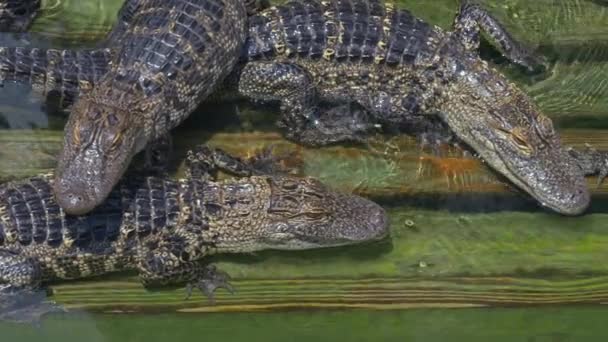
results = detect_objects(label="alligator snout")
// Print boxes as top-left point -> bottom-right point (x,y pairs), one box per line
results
344,196 -> 390,242
552,183 -> 590,216
53,178 -> 98,216
367,205 -> 390,240
525,150 -> 591,216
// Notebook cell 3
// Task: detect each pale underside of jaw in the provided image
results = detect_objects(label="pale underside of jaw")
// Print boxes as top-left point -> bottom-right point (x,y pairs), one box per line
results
471,137 -> 579,214
492,152 -> 585,214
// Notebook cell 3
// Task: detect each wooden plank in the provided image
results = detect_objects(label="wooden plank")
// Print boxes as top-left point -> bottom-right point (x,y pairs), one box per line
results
48,276 -> 608,312
2,129 -> 608,195
37,205 -> 608,311
0,0 -> 607,314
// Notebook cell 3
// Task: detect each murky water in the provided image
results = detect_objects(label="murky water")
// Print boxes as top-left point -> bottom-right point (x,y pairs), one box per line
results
1,0 -> 608,340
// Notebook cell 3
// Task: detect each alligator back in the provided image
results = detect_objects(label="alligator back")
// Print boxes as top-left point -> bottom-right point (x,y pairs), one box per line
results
54,0 -> 250,216
0,173 -> 185,279
246,0 -> 443,67
97,0 -> 249,128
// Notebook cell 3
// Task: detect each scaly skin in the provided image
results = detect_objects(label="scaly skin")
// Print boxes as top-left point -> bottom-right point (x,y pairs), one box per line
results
0,0 -> 597,215
0,0 -> 39,32
0,145 -> 388,322
52,0 -> 251,216
236,0 -> 591,215
0,0 -> 251,215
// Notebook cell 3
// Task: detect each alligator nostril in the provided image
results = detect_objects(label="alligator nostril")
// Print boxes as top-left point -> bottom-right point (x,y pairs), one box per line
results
67,193 -> 83,202
369,208 -> 389,237
374,211 -> 385,226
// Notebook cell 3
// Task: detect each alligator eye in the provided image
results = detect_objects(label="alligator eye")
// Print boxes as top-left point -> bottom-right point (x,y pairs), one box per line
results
510,128 -> 532,154
487,116 -> 511,134
110,132 -> 123,151
535,114 -> 555,139
72,122 -> 81,145
303,212 -> 326,220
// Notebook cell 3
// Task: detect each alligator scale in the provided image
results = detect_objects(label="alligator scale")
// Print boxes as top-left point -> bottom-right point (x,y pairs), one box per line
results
0,0 -> 604,215
0,145 -> 388,322
0,0 -> 252,216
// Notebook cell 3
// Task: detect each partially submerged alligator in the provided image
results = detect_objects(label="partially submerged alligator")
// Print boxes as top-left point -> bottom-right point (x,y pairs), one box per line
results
0,145 -> 388,322
0,0 -> 253,216
0,0 -> 602,215
237,0 -> 595,215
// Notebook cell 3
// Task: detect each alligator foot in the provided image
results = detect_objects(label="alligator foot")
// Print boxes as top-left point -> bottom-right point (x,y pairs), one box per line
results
239,61 -> 375,146
186,143 -> 298,179
244,145 -> 298,175
453,0 -> 546,73
245,0 -> 271,15
184,265 -> 234,303
0,288 -> 65,324
139,245 -> 235,302
144,133 -> 173,175
567,145 -> 608,187
283,103 -> 377,146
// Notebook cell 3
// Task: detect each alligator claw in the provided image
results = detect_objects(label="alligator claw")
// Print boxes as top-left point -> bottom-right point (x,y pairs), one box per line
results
184,265 -> 234,303
517,51 -> 549,75
597,168 -> 608,188
246,145 -> 298,175
567,144 -> 608,187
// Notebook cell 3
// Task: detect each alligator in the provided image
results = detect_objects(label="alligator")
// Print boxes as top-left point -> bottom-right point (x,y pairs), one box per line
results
0,0 -> 39,32
0,0 -> 602,215
0,145 -> 389,322
0,0 -> 256,216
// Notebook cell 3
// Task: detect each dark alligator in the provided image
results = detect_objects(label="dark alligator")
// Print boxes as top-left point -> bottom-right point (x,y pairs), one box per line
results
0,0 -> 39,32
0,0 -> 255,216
236,0 -> 595,215
0,145 -> 388,322
0,0 -> 601,215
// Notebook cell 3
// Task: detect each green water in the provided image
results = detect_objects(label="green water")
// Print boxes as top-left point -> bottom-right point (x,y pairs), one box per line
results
2,308 -> 608,342
1,0 -> 608,339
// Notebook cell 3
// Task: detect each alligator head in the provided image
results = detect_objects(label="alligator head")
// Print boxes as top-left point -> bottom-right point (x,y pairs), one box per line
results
438,55 -> 589,215
54,86 -> 149,215
210,175 -> 390,253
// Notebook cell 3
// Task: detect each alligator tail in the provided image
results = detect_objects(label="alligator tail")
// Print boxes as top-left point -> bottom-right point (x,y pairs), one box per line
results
0,47 -> 112,107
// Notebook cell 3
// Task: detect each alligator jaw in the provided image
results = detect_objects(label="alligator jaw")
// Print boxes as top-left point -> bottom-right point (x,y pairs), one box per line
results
53,94 -> 146,215
481,144 -> 590,216
53,144 -> 133,216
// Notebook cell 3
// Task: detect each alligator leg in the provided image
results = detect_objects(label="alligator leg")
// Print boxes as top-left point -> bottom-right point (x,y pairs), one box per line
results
244,0 -> 271,15
143,133 -> 173,176
0,249 -> 42,291
137,245 -> 233,302
453,0 -> 545,72
184,265 -> 234,301
238,61 -> 377,146
185,144 -> 295,180
567,146 -> 608,186
0,0 -> 40,32
0,249 -> 63,323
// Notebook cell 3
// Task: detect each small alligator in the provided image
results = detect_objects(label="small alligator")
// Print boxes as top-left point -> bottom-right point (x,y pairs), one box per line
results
236,0 -> 595,215
0,145 -> 388,322
0,0 -> 254,216
0,0 -> 601,215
